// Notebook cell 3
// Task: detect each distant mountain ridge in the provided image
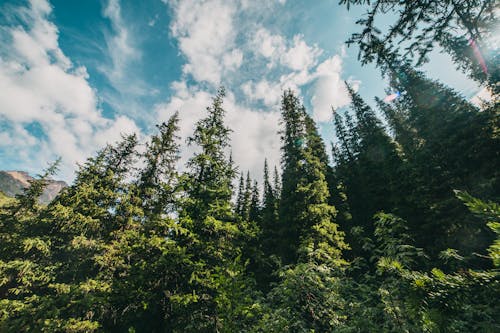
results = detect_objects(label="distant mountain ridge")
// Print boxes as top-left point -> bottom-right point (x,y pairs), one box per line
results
0,171 -> 67,204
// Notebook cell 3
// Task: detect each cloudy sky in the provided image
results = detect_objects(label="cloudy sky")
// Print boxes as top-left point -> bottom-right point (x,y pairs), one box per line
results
0,0 -> 482,182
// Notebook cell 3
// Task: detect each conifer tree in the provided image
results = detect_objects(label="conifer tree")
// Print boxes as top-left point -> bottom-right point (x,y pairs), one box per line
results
176,88 -> 257,332
258,91 -> 349,331
349,85 -> 404,230
342,0 -> 499,90
107,113 -> 194,332
242,171 -> 252,221
261,160 -> 279,251
273,166 -> 281,200
249,180 -> 261,223
386,64 -> 499,257
277,89 -> 309,264
235,172 -> 245,216
137,112 -> 180,216
252,160 -> 280,290
0,135 -> 139,332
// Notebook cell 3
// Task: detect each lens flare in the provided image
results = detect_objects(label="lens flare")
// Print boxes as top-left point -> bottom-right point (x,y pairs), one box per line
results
384,91 -> 400,102
469,38 -> 488,75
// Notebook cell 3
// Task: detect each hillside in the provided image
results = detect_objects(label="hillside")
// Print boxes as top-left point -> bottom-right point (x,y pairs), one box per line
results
0,171 -> 67,204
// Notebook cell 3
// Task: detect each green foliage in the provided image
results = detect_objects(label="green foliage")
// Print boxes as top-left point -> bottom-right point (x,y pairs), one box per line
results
255,263 -> 347,333
1,2 -> 499,327
456,190 -> 500,267
341,0 -> 499,90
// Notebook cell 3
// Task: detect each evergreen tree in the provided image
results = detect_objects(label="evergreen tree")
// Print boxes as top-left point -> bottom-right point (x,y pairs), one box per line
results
106,113 -> 194,332
235,172 -> 245,216
387,64 -> 499,257
261,160 -> 279,252
257,91 -> 349,332
249,180 -> 261,223
277,89 -> 309,264
342,0 -> 499,90
253,160 -> 280,291
0,135 -> 139,332
137,112 -> 180,216
176,88 -> 258,332
242,172 -> 252,221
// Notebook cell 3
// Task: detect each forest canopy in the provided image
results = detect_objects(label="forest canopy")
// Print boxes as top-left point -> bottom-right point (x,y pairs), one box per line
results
0,0 -> 498,332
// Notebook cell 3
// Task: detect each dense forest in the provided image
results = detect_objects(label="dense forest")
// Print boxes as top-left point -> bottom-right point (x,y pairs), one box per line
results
1,1 -> 499,332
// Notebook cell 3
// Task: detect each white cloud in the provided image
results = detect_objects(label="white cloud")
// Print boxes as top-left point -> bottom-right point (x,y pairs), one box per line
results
225,94 -> 281,179
249,27 -> 355,122
99,0 -> 154,122
164,0 -> 286,180
310,55 -> 359,122
162,0 -> 355,183
169,0 -> 241,84
281,34 -> 322,71
0,0 -> 140,181
253,28 -> 286,68
252,28 -> 322,71
223,49 -> 244,71
155,82 -> 281,182
101,0 -> 139,84
0,123 -> 38,148
241,79 -> 282,107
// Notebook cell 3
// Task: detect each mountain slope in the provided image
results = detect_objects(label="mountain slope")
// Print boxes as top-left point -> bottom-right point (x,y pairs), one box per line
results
0,171 -> 67,204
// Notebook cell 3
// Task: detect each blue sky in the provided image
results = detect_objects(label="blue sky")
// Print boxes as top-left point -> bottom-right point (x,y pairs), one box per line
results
0,0 -> 483,182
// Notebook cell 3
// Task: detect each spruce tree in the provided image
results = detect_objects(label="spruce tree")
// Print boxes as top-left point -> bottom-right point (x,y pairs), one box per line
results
277,89 -> 308,264
176,88 -> 258,332
249,180 -> 261,223
137,112 -> 180,216
235,172 -> 245,217
342,0 -> 498,90
258,91 -> 349,332
387,64 -> 499,257
242,171 -> 252,221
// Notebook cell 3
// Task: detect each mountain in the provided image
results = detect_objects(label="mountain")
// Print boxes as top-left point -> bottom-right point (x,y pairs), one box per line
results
0,171 -> 67,204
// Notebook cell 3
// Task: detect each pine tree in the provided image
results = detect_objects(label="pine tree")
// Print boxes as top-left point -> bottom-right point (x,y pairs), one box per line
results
249,180 -> 261,223
137,112 -> 180,216
258,91 -> 349,331
176,88 -> 258,332
235,172 -> 245,217
387,64 -> 499,258
242,171 -> 252,221
342,0 -> 498,90
278,90 -> 307,264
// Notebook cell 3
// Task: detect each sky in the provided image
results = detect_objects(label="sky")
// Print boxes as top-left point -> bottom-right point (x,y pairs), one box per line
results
0,0 -> 483,183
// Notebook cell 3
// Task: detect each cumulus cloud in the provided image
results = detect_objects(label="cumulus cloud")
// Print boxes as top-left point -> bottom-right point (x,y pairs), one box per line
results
253,28 -> 286,68
161,0 -> 357,180
241,79 -> 282,107
241,53 -> 357,122
169,0 -> 242,84
281,34 -> 322,71
248,27 -> 355,121
252,28 -> 322,71
0,0 -> 140,180
311,55 -> 360,122
155,81 -> 281,182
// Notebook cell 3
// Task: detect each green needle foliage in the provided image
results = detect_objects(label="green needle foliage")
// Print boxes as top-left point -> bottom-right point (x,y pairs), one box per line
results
0,2 -> 499,330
